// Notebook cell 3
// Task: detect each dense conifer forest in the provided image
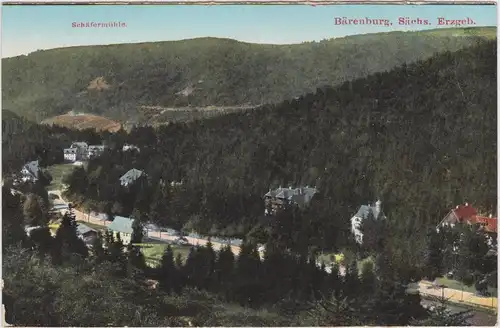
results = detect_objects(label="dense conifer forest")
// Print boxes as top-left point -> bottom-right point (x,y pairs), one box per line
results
61,41 -> 496,248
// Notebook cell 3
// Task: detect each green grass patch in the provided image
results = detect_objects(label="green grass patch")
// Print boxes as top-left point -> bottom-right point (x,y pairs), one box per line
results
317,252 -> 345,266
435,277 -> 498,296
140,239 -> 192,268
46,163 -> 76,190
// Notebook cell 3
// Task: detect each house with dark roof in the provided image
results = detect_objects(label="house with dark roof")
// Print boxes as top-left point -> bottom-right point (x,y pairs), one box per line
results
64,141 -> 89,162
122,144 -> 140,152
20,160 -> 39,182
119,169 -> 147,187
350,200 -> 386,244
76,223 -> 98,245
263,186 -> 318,216
107,216 -> 136,245
88,145 -> 107,158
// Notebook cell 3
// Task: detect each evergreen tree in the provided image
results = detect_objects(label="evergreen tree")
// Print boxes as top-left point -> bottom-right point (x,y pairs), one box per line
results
423,228 -> 444,280
23,193 -> 48,226
104,230 -> 114,250
29,227 -> 54,257
108,233 -> 127,276
92,232 -> 107,263
234,241 -> 263,306
127,218 -> 146,270
174,253 -> 183,269
183,246 -> 203,287
53,211 -> 88,261
344,259 -> 360,298
326,263 -> 342,297
214,244 -> 235,292
130,218 -> 144,244
158,245 -> 177,293
359,260 -> 376,295
2,186 -> 26,250
200,240 -> 217,290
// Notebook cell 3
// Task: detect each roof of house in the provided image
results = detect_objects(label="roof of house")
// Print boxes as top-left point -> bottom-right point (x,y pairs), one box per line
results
442,204 -> 497,233
264,186 -> 318,205
77,223 -> 97,235
453,204 -> 477,220
469,216 -> 497,233
123,144 -> 140,150
64,148 -> 77,154
88,145 -> 106,150
119,168 -> 146,183
71,142 -> 88,148
22,160 -> 39,178
107,216 -> 134,234
353,200 -> 385,220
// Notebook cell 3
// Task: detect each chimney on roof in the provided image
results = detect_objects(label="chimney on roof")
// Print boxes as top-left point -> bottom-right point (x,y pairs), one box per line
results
456,205 -> 459,209
376,200 -> 382,212
289,186 -> 292,190
465,202 -> 469,206
490,214 -> 493,218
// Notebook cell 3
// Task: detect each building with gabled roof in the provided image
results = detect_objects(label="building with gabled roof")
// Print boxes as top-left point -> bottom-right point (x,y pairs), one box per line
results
122,144 -> 140,152
119,168 -> 147,187
64,141 -> 89,162
88,145 -> 107,158
107,216 -> 146,245
350,200 -> 386,244
70,141 -> 89,149
438,203 -> 497,234
63,148 -> 78,162
107,216 -> 134,245
263,186 -> 318,215
20,160 -> 39,182
76,223 -> 98,245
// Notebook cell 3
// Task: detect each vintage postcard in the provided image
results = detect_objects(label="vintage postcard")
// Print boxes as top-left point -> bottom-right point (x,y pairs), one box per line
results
1,3 -> 497,327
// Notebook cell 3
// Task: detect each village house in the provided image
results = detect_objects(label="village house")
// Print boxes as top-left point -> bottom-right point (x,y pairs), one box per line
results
107,216 -> 147,245
64,141 -> 89,162
63,148 -> 78,162
20,160 -> 39,182
350,200 -> 386,244
87,145 -> 107,159
108,216 -> 134,245
119,168 -> 147,187
122,144 -> 140,152
263,186 -> 318,216
437,203 -> 497,238
77,223 -> 98,245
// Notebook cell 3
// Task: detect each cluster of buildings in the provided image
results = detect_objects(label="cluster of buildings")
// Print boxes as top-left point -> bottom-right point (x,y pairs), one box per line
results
63,142 -> 107,162
438,203 -> 497,243
263,185 -> 498,246
63,142 -> 140,163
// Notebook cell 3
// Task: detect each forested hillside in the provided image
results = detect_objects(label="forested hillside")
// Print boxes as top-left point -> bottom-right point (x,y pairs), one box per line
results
65,40 -> 496,259
2,110 -> 104,174
2,27 -> 495,122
